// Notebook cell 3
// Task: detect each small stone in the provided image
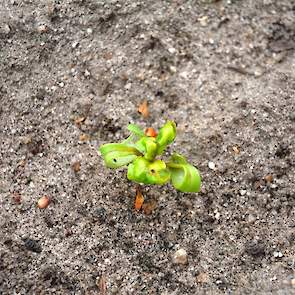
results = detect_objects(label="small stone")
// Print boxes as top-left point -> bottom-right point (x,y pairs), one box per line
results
37,24 -> 48,33
208,38 -> 215,45
37,196 -> 50,209
232,145 -> 240,154
247,214 -> 256,223
169,65 -> 177,73
72,41 -> 79,48
0,24 -> 11,34
93,208 -> 107,223
86,27 -> 93,34
172,248 -> 188,265
23,238 -> 42,253
264,174 -> 273,183
290,278 -> 295,286
208,161 -> 216,170
214,211 -> 220,220
199,15 -> 208,27
196,272 -> 209,283
273,251 -> 283,258
124,83 -> 132,90
240,189 -> 247,196
168,47 -> 176,54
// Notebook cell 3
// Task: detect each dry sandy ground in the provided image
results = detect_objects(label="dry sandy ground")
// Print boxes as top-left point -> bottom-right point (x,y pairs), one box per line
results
0,0 -> 295,294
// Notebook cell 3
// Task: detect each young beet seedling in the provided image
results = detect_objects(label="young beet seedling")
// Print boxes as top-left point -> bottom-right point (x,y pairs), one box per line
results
99,121 -> 201,193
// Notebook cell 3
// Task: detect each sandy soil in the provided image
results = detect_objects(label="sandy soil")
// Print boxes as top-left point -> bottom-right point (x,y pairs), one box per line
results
1,0 -> 295,294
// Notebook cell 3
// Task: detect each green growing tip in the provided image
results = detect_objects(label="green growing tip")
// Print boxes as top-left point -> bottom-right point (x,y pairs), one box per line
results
156,120 -> 176,155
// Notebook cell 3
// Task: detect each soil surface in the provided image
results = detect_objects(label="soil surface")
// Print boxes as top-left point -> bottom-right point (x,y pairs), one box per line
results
1,0 -> 295,294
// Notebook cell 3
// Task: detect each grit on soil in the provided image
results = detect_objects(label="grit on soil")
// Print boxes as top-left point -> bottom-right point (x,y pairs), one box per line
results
0,1 -> 295,294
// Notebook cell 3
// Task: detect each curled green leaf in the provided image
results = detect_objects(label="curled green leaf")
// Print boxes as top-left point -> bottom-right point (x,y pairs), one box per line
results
99,143 -> 142,168
127,157 -> 170,185
156,121 -> 176,155
167,153 -> 201,193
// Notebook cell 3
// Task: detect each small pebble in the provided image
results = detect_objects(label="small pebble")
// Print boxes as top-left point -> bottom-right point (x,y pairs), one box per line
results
196,272 -> 209,283
168,47 -> 176,54
24,238 -> 42,253
273,251 -> 283,258
37,24 -> 48,33
198,15 -> 208,27
37,196 -> 50,209
86,27 -> 93,34
1,24 -> 11,34
240,189 -> 247,196
208,161 -> 216,170
247,214 -> 256,223
72,41 -> 79,48
172,248 -> 188,265
169,65 -> 177,73
264,174 -> 273,183
232,145 -> 240,154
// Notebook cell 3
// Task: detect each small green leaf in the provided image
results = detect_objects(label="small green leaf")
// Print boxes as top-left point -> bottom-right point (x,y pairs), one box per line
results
156,121 -> 176,155
127,157 -> 170,185
167,153 -> 201,192
99,143 -> 142,168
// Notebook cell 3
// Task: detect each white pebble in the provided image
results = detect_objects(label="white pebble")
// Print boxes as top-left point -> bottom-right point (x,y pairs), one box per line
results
172,249 -> 188,265
240,190 -> 247,196
169,66 -> 177,73
208,161 -> 216,170
168,47 -> 176,54
86,28 -> 93,34
273,251 -> 283,258
37,24 -> 47,33
72,41 -> 79,48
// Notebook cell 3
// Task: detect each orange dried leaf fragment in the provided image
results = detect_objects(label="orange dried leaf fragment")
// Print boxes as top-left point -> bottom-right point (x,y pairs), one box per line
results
138,99 -> 149,118
74,116 -> 86,126
71,161 -> 81,172
79,133 -> 90,141
134,188 -> 144,211
145,127 -> 157,137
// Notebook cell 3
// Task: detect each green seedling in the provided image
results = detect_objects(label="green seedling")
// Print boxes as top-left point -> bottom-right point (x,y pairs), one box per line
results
99,121 -> 201,193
